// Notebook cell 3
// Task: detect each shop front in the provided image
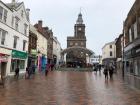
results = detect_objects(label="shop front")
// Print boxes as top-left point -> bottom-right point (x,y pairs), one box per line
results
0,53 -> 9,78
11,50 -> 28,72
124,44 -> 140,89
37,54 -> 47,72
28,49 -> 37,68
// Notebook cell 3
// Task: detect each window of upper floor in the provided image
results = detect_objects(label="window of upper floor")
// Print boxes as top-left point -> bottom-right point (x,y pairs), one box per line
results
23,40 -> 26,51
13,36 -> 19,49
15,17 -> 20,31
0,6 -> 8,23
0,29 -> 7,45
24,23 -> 28,35
110,45 -> 112,49
129,27 -> 132,42
110,51 -> 112,56
21,10 -> 24,17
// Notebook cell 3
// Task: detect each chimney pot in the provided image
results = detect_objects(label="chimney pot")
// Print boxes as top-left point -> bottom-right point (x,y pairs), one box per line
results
38,20 -> 42,27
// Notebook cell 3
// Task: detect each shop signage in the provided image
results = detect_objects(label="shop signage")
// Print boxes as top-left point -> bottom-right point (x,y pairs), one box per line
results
0,56 -> 8,62
31,49 -> 37,55
12,50 -> 27,59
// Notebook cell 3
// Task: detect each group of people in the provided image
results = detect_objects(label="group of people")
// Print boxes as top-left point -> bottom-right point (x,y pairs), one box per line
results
103,66 -> 115,80
93,64 -> 102,72
14,63 -> 55,79
92,64 -> 115,80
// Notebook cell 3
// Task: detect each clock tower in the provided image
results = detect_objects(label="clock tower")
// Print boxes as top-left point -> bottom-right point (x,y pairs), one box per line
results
64,12 -> 92,68
74,13 -> 86,39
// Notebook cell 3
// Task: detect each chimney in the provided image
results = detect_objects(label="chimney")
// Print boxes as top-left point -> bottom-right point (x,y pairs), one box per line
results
26,8 -> 30,21
38,20 -> 42,28
12,0 -> 16,8
43,27 -> 49,31
12,0 -> 16,3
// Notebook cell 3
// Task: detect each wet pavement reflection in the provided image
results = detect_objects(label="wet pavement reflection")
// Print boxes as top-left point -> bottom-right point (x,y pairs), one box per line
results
0,70 -> 140,105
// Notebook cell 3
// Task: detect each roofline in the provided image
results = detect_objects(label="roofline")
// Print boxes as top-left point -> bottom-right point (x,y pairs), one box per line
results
102,41 -> 116,49
0,1 -> 13,12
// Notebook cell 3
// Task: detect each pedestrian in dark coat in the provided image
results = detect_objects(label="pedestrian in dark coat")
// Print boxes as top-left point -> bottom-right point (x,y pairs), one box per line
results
25,67 -> 29,79
15,67 -> 19,79
109,66 -> 114,79
104,66 -> 108,80
45,64 -> 51,76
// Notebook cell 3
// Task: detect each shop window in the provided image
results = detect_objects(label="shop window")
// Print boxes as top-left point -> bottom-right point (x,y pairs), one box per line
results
130,61 -> 134,74
126,61 -> 129,72
138,59 -> 140,76
10,60 -> 25,72
134,60 -> 138,76
19,60 -> 25,69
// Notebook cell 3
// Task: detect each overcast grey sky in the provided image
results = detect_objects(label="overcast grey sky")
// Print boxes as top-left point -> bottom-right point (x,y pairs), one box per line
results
3,0 -> 135,54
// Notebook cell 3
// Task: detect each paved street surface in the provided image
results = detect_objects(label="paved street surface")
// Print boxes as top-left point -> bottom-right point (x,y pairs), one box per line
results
0,70 -> 140,105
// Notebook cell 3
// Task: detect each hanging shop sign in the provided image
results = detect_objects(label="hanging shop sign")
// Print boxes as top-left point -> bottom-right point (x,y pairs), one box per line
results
12,50 -> 27,59
0,54 -> 8,62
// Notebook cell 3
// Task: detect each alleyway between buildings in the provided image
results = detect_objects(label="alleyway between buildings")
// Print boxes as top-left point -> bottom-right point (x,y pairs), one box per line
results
0,70 -> 140,105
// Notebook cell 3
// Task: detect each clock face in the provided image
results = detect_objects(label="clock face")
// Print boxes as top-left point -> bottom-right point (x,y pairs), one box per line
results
78,27 -> 82,31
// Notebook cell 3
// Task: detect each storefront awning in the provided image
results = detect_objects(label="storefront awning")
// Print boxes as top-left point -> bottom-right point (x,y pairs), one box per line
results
12,50 -> 28,59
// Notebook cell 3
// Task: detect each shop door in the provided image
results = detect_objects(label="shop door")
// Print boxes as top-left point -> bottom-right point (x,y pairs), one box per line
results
1,62 -> 7,77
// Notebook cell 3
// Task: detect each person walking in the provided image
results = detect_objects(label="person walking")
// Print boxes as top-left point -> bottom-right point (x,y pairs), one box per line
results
28,66 -> 32,79
45,63 -> 51,76
109,66 -> 114,79
104,66 -> 108,80
15,67 -> 19,79
25,67 -> 29,79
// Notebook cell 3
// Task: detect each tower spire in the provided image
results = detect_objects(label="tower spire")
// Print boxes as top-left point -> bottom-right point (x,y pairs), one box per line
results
76,8 -> 83,24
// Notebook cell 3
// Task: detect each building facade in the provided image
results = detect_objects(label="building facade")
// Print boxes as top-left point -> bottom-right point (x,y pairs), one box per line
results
123,0 -> 140,89
61,12 -> 92,68
28,24 -> 38,68
115,34 -> 123,70
34,21 -> 48,71
53,36 -> 61,65
89,54 -> 102,65
0,0 -> 29,77
102,41 -> 116,66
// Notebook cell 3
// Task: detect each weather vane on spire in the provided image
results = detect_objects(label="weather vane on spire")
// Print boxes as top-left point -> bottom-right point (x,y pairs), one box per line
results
80,7 -> 82,14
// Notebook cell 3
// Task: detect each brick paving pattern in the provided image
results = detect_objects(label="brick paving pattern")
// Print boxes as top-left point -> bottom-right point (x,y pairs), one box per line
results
0,71 -> 140,105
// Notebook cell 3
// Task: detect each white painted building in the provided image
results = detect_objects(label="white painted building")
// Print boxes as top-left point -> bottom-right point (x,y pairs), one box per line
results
53,36 -> 61,65
102,41 -> 116,66
0,0 -> 29,77
89,54 -> 102,65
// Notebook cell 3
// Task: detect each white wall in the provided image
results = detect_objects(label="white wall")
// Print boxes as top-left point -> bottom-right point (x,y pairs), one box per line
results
0,1 -> 29,75
102,41 -> 116,60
